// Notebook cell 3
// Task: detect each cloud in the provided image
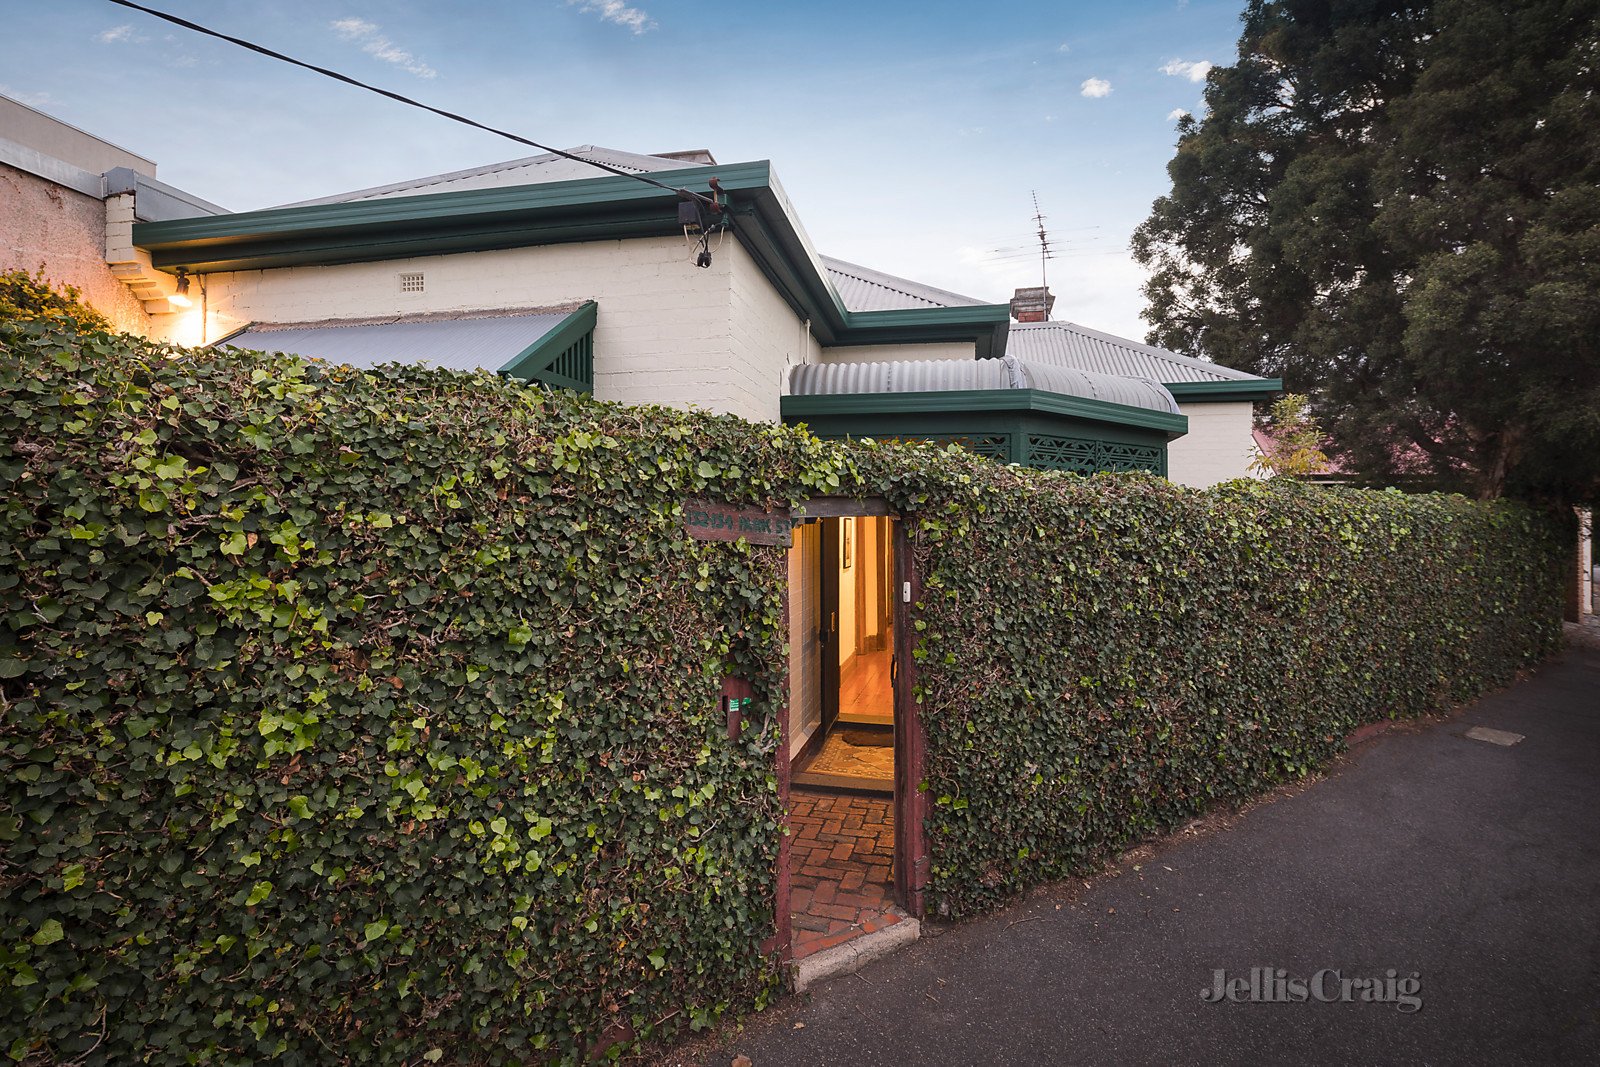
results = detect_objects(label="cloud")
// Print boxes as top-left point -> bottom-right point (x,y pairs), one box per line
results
330,18 -> 437,78
1057,42 -> 1071,54
1160,58 -> 1213,83
569,0 -> 656,34
1167,107 -> 1191,121
0,84 -> 55,108
1080,78 -> 1112,99
97,25 -> 148,44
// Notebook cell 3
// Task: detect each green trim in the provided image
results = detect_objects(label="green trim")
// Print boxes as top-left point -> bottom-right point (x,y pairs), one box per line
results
781,388 -> 1188,438
134,162 -> 775,257
497,301 -> 597,393
1165,378 -> 1283,402
133,161 -> 1010,358
787,401 -> 1175,476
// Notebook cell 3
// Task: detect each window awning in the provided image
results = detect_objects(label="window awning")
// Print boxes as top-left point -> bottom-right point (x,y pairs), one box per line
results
214,302 -> 597,392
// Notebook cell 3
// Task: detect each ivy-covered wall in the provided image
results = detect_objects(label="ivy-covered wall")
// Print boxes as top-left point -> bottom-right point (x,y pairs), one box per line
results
0,308 -> 846,1063
865,452 -> 1568,917
0,293 -> 1567,1062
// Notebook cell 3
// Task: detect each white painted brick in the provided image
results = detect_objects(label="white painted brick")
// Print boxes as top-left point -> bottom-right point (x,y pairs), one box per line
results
819,342 -> 973,365
1168,402 -> 1257,488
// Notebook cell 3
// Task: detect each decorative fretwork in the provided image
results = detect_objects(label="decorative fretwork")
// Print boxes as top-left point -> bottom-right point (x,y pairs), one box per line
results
1025,434 -> 1164,475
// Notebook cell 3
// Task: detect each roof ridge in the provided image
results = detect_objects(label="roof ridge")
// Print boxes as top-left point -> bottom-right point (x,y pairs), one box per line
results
271,146 -> 681,209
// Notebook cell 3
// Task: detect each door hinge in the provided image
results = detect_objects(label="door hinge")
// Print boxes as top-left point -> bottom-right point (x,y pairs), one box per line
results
902,581 -> 911,604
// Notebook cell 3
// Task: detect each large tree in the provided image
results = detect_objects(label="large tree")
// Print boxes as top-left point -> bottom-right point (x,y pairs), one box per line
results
1134,0 -> 1600,501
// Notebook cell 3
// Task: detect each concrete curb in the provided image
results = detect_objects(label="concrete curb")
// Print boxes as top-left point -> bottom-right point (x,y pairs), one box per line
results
791,916 -> 921,994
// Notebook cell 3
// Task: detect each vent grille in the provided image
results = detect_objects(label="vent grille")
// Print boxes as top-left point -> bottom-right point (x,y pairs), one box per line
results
397,272 -> 425,293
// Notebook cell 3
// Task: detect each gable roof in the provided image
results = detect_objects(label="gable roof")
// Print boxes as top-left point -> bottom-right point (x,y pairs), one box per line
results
821,257 -> 989,313
277,146 -> 714,208
1004,319 -> 1280,399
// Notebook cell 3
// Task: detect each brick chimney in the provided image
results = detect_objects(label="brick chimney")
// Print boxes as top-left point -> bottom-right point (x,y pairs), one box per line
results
1009,286 -> 1055,323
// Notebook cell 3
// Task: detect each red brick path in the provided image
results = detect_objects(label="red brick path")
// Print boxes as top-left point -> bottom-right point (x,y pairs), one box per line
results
788,790 -> 902,960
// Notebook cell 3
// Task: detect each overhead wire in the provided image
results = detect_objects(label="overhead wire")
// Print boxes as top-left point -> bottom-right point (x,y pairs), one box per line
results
102,0 -> 720,210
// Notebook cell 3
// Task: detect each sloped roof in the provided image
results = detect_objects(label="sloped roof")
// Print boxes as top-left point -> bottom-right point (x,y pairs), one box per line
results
820,257 -> 989,313
790,355 -> 1180,415
215,305 -> 584,372
1005,320 -> 1262,384
276,146 -> 714,208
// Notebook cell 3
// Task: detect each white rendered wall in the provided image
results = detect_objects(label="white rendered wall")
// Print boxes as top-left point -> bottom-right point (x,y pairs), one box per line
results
817,342 -> 973,365
1167,401 -> 1256,488
148,235 -> 820,424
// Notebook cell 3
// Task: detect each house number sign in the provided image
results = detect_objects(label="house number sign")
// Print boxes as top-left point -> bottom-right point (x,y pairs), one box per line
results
683,499 -> 793,547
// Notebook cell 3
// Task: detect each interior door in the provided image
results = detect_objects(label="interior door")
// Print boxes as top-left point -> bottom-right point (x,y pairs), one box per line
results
819,518 -> 841,736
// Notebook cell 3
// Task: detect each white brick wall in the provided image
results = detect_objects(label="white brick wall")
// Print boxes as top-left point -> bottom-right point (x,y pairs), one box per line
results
151,236 -> 823,423
725,240 -> 820,421
1167,401 -> 1256,488
817,342 -> 973,365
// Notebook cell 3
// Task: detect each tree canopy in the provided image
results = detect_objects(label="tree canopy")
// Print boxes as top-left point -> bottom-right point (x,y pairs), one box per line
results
1133,0 -> 1600,502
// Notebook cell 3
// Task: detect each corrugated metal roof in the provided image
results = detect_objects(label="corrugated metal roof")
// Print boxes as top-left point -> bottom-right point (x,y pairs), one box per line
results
820,256 -> 989,313
216,307 -> 581,372
1005,320 -> 1262,384
790,355 -> 1179,414
276,146 -> 711,208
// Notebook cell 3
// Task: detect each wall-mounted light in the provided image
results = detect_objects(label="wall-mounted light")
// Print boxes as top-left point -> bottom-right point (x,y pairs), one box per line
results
168,268 -> 193,309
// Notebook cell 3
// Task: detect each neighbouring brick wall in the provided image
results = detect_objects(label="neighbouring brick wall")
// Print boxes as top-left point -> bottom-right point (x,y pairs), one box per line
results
0,162 -> 150,335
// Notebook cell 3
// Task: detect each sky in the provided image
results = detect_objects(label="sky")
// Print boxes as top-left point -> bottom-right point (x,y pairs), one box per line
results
3,0 -> 1248,339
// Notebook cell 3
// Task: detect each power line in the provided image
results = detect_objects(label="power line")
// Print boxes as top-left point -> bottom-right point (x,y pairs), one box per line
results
103,0 -> 719,209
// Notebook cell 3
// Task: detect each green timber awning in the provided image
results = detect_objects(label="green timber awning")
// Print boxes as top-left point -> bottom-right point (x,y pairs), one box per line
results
214,302 -> 596,393
783,356 -> 1188,476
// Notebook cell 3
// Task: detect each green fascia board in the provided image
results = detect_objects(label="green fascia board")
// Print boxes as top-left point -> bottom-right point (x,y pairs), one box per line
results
134,161 -> 776,254
133,159 -> 1010,355
496,301 -> 597,387
780,388 -> 1188,438
1165,378 -> 1283,402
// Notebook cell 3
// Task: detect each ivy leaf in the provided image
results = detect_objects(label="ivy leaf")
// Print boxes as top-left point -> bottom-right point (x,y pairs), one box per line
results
245,881 -> 272,906
31,919 -> 65,946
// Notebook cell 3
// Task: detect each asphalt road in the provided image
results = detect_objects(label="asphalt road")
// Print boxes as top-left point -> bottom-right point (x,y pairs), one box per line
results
701,641 -> 1600,1066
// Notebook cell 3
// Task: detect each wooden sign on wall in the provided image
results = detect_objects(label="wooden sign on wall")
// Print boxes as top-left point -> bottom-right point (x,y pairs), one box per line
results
683,500 -> 793,547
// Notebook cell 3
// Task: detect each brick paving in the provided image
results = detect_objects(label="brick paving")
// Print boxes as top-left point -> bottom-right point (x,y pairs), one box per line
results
788,790 -> 901,961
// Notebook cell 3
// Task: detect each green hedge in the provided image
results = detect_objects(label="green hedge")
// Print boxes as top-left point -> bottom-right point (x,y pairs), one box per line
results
0,314 -> 847,1063
0,304 -> 1566,1060
862,453 -> 1568,916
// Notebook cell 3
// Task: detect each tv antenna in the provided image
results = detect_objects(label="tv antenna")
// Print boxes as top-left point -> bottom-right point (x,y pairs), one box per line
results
1031,191 -> 1051,291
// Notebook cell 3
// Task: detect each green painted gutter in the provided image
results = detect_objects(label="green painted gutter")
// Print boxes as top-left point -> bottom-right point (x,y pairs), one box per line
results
1164,378 -> 1283,402
780,388 -> 1189,439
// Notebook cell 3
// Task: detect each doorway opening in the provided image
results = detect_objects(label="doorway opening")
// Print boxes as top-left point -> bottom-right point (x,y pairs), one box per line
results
794,514 -> 896,793
784,512 -> 908,960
